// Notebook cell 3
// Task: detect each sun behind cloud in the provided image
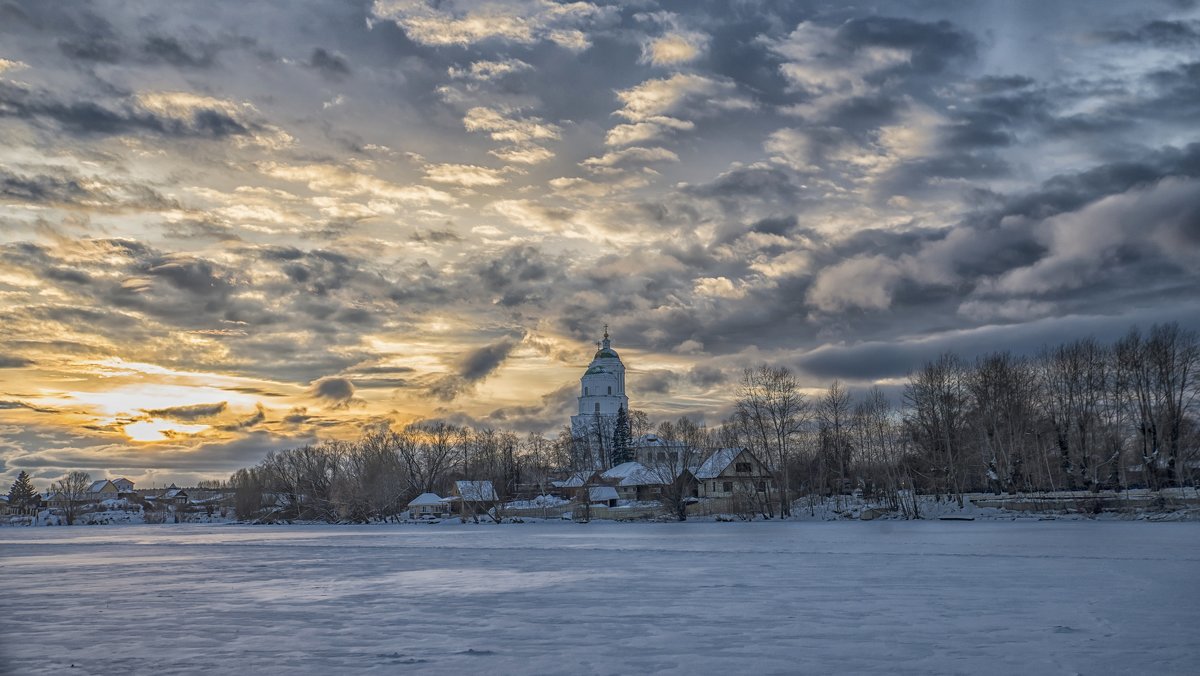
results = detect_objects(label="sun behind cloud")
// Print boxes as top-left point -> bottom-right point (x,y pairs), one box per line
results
123,419 -> 211,443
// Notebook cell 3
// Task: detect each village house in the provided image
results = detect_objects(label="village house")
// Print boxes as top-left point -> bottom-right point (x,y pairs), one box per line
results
112,478 -> 135,494
448,480 -> 497,516
160,484 -> 189,506
407,492 -> 450,519
595,461 -> 669,502
630,434 -> 688,467
86,479 -> 120,502
549,470 -> 596,499
695,448 -> 774,499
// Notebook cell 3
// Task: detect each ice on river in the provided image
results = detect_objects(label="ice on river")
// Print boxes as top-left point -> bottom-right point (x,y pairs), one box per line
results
2,521 -> 1198,675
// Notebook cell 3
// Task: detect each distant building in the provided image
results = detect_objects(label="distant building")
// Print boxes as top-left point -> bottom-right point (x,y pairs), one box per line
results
112,478 -> 135,493
449,480 -> 498,517
407,492 -> 450,519
695,448 -> 774,499
86,480 -> 119,501
161,484 -> 189,505
570,327 -> 629,469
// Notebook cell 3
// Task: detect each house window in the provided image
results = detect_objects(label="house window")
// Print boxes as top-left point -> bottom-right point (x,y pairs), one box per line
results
735,462 -> 752,473
722,481 -> 733,492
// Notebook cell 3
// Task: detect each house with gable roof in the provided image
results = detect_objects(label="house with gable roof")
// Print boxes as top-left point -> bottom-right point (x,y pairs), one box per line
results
695,447 -> 774,499
86,479 -> 120,502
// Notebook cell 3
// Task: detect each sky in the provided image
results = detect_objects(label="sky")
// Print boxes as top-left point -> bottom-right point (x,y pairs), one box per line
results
1,0 -> 1199,488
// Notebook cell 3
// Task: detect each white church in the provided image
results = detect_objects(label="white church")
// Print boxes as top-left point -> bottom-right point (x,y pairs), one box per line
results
563,326 -> 776,501
568,326 -> 701,469
569,326 -> 629,461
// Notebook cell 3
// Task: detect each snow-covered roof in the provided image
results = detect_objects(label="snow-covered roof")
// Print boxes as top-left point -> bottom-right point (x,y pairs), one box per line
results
601,462 -> 663,486
552,471 -> 593,488
455,480 -> 497,501
162,486 -> 188,499
87,480 -> 116,493
408,492 -> 444,507
588,486 -> 619,502
695,448 -> 743,480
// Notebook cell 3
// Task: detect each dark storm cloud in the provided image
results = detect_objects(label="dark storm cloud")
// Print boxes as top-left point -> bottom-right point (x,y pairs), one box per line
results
459,339 -> 519,382
0,167 -> 178,211
637,369 -> 676,395
309,376 -> 356,408
1097,20 -> 1200,45
410,228 -> 462,243
143,402 -> 228,421
688,364 -> 727,388
0,400 -> 58,414
140,35 -> 218,68
58,36 -> 123,63
0,357 -> 34,368
219,404 -> 266,431
308,48 -> 351,80
428,338 -> 521,401
0,81 -> 253,139
835,17 -> 977,74
797,308 -> 1200,381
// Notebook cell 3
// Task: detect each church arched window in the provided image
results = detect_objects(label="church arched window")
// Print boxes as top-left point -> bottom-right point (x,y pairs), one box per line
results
595,403 -> 600,414
585,386 -> 589,395
607,386 -> 612,395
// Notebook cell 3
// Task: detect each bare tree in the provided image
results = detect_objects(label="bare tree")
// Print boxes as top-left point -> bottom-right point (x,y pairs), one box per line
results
734,366 -> 809,517
816,380 -> 854,504
905,354 -> 970,506
55,470 -> 91,525
643,417 -> 705,521
399,421 -> 462,494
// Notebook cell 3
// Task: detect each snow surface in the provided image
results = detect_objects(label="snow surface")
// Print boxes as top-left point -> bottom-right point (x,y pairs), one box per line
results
2,522 -> 1198,675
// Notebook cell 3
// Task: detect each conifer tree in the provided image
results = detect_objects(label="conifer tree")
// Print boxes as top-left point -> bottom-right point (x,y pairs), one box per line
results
610,406 -> 633,466
7,471 -> 37,508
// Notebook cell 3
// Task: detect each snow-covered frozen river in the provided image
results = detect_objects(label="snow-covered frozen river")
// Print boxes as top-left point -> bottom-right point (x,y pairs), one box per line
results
2,521 -> 1198,675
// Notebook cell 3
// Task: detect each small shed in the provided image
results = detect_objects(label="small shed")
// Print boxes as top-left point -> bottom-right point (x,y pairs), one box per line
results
587,486 -> 619,507
407,492 -> 449,519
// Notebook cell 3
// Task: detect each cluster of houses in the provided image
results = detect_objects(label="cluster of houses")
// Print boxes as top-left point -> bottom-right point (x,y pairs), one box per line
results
404,443 -> 777,519
30,478 -> 212,513
406,481 -> 500,519
559,443 -> 775,505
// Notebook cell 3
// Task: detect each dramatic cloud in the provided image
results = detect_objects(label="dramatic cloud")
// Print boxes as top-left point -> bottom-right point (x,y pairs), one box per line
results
0,0 -> 1196,486
309,377 -> 357,409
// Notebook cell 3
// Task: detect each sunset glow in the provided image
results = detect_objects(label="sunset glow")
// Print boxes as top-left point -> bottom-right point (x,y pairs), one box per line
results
1,1 -> 1198,487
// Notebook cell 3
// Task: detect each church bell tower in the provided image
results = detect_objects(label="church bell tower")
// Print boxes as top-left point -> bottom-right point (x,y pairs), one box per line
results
570,325 -> 629,467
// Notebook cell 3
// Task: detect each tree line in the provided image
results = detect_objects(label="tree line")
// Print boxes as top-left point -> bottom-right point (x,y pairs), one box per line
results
223,322 -> 1196,521
20,322 -> 1193,523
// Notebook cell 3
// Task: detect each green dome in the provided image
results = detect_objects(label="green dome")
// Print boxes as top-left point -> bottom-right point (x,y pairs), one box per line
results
594,347 -> 620,359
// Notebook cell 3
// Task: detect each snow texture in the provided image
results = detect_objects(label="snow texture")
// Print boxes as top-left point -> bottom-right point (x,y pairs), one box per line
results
2,522 -> 1198,675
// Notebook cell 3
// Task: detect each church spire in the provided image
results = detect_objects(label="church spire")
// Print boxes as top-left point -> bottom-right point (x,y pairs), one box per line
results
602,323 -> 610,349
